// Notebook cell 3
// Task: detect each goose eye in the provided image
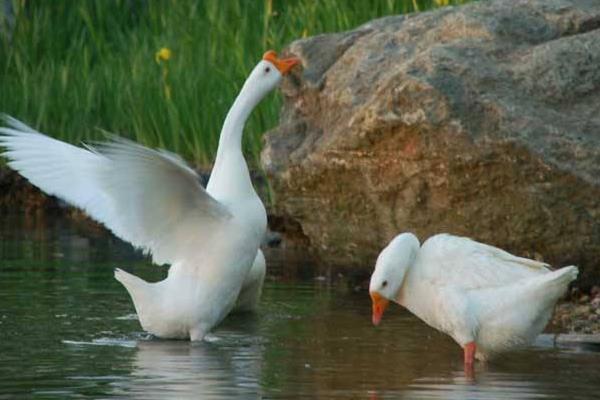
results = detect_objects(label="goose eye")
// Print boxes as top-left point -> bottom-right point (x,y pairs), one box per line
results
382,280 -> 388,288
264,66 -> 271,73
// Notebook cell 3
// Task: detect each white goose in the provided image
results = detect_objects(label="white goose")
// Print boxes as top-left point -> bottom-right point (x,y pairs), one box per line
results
0,50 -> 299,340
369,233 -> 578,371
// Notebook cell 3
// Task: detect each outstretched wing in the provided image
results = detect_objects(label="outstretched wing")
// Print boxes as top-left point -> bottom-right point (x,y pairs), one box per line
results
0,115 -> 231,266
417,233 -> 550,290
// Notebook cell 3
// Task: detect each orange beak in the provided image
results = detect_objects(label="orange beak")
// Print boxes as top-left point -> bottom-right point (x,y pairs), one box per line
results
262,50 -> 300,75
370,291 -> 389,326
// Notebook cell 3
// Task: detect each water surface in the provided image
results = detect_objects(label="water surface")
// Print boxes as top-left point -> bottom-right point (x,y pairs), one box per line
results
1,214 -> 599,399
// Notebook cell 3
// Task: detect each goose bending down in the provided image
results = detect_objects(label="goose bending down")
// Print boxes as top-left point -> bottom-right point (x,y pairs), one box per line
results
0,50 -> 299,340
369,233 -> 578,372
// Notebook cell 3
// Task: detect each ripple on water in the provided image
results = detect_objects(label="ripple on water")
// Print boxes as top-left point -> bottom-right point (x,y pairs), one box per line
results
115,313 -> 139,320
62,338 -> 138,348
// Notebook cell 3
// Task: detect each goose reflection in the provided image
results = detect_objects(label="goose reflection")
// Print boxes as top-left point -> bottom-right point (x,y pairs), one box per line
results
113,317 -> 264,399
399,371 -> 550,400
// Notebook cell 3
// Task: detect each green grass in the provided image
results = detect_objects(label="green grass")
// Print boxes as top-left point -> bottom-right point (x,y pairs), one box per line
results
0,0 -> 471,168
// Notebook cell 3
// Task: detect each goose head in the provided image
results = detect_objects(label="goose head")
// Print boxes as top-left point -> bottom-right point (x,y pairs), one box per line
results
238,50 -> 300,106
369,233 -> 420,326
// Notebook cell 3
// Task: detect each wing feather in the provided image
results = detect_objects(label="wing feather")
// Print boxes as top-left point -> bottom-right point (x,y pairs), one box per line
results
0,116 -> 231,266
417,234 -> 550,290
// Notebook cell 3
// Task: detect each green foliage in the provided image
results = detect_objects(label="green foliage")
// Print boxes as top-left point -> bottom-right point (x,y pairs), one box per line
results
0,0 -> 471,167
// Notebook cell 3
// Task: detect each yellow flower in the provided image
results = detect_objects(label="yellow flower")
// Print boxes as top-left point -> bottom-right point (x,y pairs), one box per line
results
434,0 -> 450,6
155,47 -> 173,100
155,47 -> 172,63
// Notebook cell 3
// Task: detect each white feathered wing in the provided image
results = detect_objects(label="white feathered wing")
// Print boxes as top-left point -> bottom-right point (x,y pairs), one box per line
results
0,116 -> 231,267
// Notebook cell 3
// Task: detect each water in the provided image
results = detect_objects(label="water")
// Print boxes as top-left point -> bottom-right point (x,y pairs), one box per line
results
1,214 -> 599,399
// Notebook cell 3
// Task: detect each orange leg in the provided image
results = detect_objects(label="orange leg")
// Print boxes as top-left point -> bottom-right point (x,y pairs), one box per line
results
463,341 -> 476,379
464,341 -> 476,365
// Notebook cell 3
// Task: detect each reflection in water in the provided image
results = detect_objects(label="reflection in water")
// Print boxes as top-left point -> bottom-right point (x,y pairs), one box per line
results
402,373 -> 547,400
1,213 -> 600,399
115,336 -> 262,399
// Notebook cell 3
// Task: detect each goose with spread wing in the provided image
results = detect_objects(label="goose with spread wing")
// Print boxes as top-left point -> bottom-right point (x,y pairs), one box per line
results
369,233 -> 578,372
0,50 -> 299,340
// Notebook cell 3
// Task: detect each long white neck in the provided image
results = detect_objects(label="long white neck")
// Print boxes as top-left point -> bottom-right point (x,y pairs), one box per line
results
395,260 -> 417,306
388,234 -> 421,305
207,81 -> 262,199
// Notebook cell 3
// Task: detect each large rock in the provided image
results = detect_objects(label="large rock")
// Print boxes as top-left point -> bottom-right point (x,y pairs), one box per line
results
262,0 -> 600,285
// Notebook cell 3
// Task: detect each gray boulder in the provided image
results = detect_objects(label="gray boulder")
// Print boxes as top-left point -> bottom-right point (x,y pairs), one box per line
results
262,0 -> 600,285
